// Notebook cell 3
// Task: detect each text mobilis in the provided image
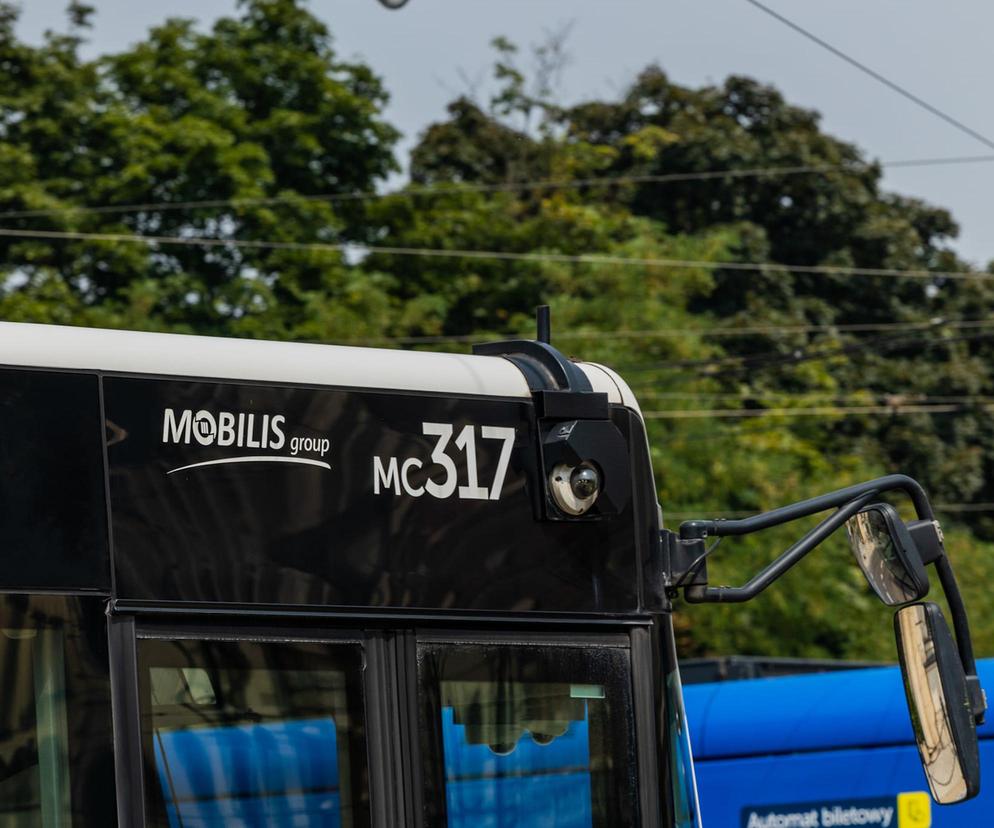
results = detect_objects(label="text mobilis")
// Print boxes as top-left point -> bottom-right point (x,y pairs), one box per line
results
162,408 -> 289,451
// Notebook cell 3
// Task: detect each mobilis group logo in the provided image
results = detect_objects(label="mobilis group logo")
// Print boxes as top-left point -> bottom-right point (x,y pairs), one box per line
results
161,408 -> 331,474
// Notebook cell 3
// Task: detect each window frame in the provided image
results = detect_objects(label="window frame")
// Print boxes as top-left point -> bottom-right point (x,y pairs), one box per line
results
107,618 -> 663,828
110,618 -> 410,828
414,629 -> 642,828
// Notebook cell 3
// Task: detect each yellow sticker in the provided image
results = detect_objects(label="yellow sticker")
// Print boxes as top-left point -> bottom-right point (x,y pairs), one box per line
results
897,791 -> 931,828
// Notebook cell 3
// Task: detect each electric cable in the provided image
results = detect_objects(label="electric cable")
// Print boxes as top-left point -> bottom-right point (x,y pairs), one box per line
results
332,318 -> 994,346
671,536 -> 724,591
745,0 -> 994,151
666,503 -> 994,519
633,392 -> 994,404
2,152 -> 994,220
0,227 -> 989,282
620,328 -> 994,378
643,403 -> 970,420
4,226 -> 990,388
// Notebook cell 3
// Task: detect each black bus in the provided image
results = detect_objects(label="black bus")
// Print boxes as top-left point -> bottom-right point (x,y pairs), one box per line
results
0,318 -> 982,826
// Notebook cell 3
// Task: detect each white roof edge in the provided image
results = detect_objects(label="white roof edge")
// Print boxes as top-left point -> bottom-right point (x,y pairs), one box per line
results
0,322 -> 532,398
0,323 -> 650,409
577,362 -> 644,418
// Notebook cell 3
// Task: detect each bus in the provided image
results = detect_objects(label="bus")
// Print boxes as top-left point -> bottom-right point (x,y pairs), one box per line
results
684,658 -> 994,826
0,317 -> 981,827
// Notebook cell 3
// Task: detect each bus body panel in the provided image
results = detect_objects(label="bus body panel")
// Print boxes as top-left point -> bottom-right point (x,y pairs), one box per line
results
694,744 -> 994,826
104,375 -> 644,613
0,354 -> 655,612
685,664 -> 914,757
686,659 -> 994,826
0,368 -> 110,591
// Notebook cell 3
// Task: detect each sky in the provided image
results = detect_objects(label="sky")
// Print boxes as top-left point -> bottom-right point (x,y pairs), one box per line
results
17,0 -> 994,265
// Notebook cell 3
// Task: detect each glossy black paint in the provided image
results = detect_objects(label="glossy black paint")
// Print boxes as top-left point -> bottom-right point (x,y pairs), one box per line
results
625,410 -> 666,613
0,369 -> 110,590
107,614 -> 145,824
104,377 -> 643,613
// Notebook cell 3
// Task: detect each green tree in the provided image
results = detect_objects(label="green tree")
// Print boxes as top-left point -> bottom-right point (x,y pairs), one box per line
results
404,45 -> 994,535
382,41 -> 994,658
0,0 -> 399,337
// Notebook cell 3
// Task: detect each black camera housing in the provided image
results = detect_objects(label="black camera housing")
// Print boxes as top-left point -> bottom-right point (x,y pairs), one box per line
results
541,418 -> 631,520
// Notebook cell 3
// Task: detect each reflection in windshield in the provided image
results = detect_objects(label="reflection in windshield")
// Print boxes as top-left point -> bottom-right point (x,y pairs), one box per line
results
441,686 -> 598,826
420,643 -> 636,828
897,605 -> 968,803
139,638 -> 369,828
0,595 -> 115,828
0,626 -> 69,825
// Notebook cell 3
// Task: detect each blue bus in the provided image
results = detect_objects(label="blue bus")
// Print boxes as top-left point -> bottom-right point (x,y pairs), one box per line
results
686,659 -> 994,826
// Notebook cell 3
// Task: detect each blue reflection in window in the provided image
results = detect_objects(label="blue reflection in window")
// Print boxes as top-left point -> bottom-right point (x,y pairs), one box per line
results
154,717 -> 342,828
441,705 -> 594,828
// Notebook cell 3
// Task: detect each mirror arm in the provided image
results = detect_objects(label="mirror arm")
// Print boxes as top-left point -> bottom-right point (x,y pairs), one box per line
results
680,474 -> 933,540
933,555 -> 987,723
683,490 -> 878,604
907,516 -> 985,722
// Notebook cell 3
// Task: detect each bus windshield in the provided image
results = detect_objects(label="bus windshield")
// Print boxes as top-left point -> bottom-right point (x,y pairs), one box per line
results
418,640 -> 638,827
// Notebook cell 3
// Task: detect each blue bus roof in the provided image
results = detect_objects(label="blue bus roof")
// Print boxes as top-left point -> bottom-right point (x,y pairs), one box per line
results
684,657 -> 994,759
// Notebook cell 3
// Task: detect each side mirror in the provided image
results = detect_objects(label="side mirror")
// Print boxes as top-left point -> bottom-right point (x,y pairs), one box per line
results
846,503 -> 929,605
895,602 -> 980,804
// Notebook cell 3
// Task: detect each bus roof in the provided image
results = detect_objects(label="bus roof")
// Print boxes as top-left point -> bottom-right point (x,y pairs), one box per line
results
684,658 -> 994,759
0,321 -> 640,409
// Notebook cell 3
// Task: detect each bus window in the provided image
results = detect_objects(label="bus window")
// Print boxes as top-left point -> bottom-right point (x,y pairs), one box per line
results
418,641 -> 637,828
137,636 -> 370,828
0,594 -> 115,828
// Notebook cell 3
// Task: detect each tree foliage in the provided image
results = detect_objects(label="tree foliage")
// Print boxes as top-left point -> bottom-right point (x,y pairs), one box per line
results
2,5 -> 994,659
0,0 -> 398,336
397,46 -> 994,657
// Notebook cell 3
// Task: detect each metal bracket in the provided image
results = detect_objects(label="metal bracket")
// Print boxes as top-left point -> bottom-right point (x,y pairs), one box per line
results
473,307 -> 627,521
661,530 -> 708,597
908,519 -> 945,565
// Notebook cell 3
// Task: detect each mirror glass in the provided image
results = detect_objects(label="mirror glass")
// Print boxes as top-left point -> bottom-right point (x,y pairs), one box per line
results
895,603 -> 980,804
846,505 -> 927,605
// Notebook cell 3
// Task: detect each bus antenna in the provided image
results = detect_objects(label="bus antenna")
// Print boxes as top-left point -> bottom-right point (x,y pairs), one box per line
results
536,305 -> 551,344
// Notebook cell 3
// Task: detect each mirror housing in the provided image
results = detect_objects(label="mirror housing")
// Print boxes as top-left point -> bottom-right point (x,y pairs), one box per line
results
846,503 -> 929,605
895,602 -> 980,804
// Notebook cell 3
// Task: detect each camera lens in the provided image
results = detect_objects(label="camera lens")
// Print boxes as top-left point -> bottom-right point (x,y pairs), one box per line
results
570,464 -> 601,500
549,462 -> 602,516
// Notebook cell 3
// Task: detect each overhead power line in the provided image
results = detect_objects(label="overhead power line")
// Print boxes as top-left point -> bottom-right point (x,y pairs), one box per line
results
745,0 -> 994,151
666,503 -> 994,519
0,227 -> 990,282
643,403 -> 976,419
341,318 -> 994,346
635,392 -> 994,404
622,328 -> 994,378
932,503 -> 994,514
2,152 -> 994,220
